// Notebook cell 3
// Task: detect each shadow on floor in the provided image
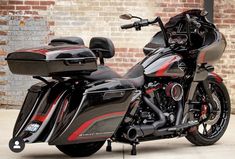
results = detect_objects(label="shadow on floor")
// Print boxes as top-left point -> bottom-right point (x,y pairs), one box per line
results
21,141 -> 222,159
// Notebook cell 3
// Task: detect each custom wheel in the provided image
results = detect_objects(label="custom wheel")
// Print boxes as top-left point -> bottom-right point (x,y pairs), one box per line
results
56,141 -> 105,157
186,77 -> 231,146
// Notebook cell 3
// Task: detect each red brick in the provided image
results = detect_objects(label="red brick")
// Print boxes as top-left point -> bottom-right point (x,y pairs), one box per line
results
0,72 -> 6,76
163,8 -> 176,12
40,1 -> 55,6
195,0 -> 201,3
183,3 -> 199,7
48,32 -> 55,36
231,85 -> 235,89
0,61 -> 7,66
224,9 -> 235,14
223,19 -> 235,24
230,35 -> 235,38
48,21 -> 55,26
107,63 -> 118,67
16,6 -> 31,10
0,50 -> 6,56
128,48 -> 140,52
0,1 -> 8,5
0,31 -> 7,35
167,4 -> 183,7
159,3 -> 167,7
116,48 -> 128,52
0,91 -> 5,96
0,6 -> 15,10
217,24 -> 229,28
0,20 -> 7,25
0,41 -> 7,45
0,80 -> 7,85
187,0 -> 194,3
135,53 -> 144,57
32,6 -> 47,10
9,1 -> 24,5
24,1 -> 40,5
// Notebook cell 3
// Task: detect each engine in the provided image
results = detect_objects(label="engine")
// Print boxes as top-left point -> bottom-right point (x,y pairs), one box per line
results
144,81 -> 183,126
134,81 -> 184,127
120,81 -> 184,141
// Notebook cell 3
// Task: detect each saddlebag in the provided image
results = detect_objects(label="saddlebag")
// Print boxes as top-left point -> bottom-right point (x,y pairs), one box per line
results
6,45 -> 97,77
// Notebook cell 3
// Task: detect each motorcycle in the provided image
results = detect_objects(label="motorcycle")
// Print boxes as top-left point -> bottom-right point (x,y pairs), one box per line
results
6,9 -> 230,157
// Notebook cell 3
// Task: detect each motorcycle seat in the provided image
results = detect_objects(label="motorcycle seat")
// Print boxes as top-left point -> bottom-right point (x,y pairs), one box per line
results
84,64 -> 144,88
83,65 -> 121,81
123,64 -> 145,88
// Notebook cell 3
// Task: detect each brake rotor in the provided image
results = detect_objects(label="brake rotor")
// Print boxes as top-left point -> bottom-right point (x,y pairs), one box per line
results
205,93 -> 221,125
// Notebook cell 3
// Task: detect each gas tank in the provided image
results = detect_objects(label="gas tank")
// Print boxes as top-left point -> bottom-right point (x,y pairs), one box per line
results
141,50 -> 186,78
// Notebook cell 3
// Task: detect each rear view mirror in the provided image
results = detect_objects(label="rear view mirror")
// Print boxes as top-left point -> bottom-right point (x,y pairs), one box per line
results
119,14 -> 133,20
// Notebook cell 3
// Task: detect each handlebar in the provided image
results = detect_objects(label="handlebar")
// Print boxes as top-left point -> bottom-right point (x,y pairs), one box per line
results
120,16 -> 169,46
121,23 -> 134,29
121,19 -> 150,30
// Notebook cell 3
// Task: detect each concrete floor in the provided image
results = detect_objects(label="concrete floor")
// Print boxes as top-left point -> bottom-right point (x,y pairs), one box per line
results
0,109 -> 234,159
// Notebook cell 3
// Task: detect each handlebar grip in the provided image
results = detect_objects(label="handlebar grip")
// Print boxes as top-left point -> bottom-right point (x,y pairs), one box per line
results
121,23 -> 134,29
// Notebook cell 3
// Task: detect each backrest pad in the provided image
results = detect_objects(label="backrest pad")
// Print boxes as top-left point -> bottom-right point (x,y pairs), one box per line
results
89,37 -> 115,58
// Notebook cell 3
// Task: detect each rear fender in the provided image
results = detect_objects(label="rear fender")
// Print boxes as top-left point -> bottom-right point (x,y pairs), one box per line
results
13,80 -> 69,143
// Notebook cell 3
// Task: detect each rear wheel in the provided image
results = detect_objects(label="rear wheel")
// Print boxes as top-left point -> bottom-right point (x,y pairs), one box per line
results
186,78 -> 231,146
56,141 -> 105,157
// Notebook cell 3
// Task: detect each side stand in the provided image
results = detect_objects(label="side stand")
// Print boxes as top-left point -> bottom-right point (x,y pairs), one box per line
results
106,139 -> 112,152
131,140 -> 139,155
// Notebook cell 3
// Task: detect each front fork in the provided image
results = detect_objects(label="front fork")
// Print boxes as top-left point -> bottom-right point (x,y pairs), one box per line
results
182,65 -> 220,124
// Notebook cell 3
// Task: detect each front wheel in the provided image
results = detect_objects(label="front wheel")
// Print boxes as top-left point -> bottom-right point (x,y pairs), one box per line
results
56,141 -> 105,157
186,78 -> 231,146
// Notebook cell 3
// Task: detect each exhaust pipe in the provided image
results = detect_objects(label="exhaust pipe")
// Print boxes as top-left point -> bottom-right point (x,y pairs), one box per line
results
123,126 -> 139,141
124,96 -> 166,140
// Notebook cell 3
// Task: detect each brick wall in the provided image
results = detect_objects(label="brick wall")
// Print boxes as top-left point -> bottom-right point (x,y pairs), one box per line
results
213,0 -> 235,113
0,0 -> 234,113
0,0 -> 55,107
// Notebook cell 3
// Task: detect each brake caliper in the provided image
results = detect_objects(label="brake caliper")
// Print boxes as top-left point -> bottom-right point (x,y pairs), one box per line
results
200,104 -> 208,120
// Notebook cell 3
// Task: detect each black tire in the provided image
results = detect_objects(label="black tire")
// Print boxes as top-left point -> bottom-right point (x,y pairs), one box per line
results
186,78 -> 231,146
56,141 -> 105,157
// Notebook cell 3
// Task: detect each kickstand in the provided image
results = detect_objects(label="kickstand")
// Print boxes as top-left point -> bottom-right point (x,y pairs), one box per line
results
106,139 -> 112,152
131,143 -> 137,155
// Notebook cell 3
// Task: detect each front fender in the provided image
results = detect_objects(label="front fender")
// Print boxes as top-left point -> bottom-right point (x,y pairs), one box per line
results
208,72 -> 223,83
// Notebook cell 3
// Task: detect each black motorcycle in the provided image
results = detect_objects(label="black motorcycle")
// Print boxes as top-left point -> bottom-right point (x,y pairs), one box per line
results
6,9 -> 230,157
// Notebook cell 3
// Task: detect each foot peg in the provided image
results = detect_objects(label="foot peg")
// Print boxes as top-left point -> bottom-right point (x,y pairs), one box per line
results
106,139 -> 112,152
